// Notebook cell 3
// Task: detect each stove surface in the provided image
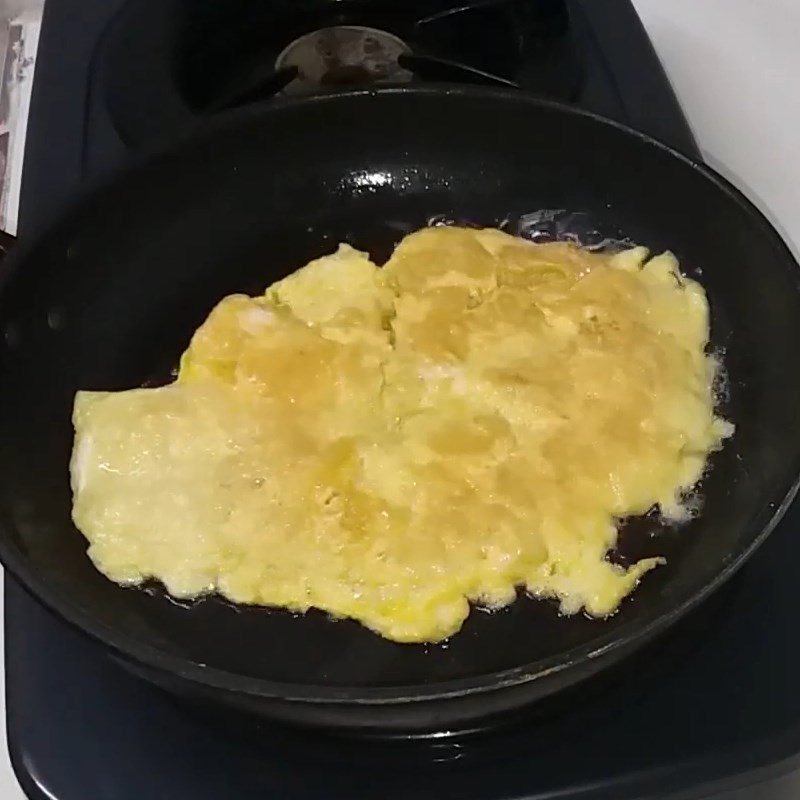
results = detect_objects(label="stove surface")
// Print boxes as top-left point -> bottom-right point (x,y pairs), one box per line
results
8,1 -> 800,798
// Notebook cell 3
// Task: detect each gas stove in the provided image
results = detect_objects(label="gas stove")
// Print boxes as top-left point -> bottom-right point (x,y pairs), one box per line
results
9,1 -> 800,798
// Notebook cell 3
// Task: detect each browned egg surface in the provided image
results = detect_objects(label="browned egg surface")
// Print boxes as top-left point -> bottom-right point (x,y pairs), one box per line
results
70,227 -> 732,642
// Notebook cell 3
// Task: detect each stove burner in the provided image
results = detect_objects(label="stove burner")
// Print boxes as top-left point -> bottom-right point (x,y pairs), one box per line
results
276,26 -> 413,94
95,0 -> 583,147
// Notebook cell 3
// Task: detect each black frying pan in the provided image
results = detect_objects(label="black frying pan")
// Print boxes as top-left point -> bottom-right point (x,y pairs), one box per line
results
1,86 -> 799,735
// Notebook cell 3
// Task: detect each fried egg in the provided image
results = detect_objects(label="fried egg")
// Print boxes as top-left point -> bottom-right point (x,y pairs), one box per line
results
70,227 -> 732,642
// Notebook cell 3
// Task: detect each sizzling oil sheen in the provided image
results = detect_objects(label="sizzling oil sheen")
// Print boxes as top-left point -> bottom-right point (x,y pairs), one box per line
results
70,227 -> 732,642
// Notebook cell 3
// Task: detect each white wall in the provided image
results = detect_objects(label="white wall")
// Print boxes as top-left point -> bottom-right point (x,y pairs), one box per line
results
632,0 -> 800,257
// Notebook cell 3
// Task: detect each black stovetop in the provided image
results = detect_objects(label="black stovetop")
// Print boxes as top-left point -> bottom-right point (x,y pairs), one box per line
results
8,1 -> 800,798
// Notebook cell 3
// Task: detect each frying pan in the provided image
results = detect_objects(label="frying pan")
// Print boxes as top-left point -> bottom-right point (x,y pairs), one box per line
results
1,86 -> 799,735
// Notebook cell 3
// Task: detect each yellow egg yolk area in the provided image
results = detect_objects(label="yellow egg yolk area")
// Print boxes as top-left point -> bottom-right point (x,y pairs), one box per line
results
70,226 -> 732,643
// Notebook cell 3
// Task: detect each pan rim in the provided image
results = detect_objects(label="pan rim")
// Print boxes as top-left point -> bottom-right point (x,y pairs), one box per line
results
2,83 -> 800,706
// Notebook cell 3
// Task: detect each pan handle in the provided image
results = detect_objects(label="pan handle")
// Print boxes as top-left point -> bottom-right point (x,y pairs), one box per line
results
0,229 -> 15,261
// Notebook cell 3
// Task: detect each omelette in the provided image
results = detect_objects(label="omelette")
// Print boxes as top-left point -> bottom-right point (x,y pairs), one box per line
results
70,226 -> 733,643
